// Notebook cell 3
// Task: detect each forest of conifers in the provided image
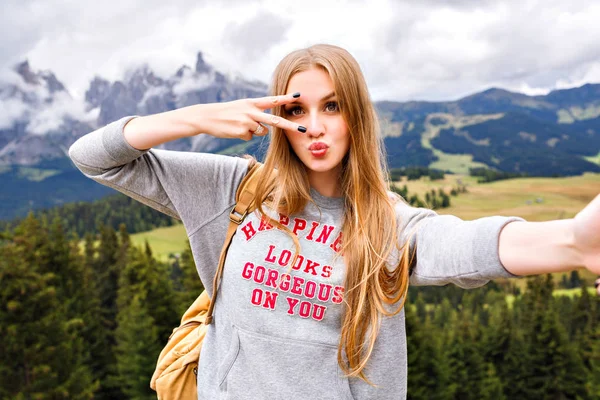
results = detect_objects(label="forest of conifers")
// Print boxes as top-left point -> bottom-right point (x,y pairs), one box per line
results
1,206 -> 599,399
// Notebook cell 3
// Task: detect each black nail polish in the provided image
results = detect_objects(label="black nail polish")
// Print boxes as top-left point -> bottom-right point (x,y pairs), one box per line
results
293,92 -> 301,98
298,126 -> 307,133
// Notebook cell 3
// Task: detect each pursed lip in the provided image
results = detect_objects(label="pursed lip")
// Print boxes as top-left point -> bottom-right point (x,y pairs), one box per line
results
308,142 -> 329,151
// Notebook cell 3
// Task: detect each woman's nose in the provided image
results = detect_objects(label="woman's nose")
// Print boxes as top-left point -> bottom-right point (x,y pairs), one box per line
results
305,114 -> 325,137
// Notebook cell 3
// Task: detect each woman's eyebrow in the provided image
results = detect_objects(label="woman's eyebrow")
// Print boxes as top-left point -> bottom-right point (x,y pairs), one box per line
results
320,92 -> 336,101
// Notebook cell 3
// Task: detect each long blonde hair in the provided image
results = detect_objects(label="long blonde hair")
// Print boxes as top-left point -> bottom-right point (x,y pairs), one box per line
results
253,44 -> 413,384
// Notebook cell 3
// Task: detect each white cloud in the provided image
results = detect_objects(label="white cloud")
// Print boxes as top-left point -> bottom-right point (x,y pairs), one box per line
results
172,69 -> 213,96
0,65 -> 99,133
221,10 -> 291,61
1,0 -> 600,105
26,92 -> 99,135
140,85 -> 171,104
555,61 -> 600,90
0,99 -> 28,130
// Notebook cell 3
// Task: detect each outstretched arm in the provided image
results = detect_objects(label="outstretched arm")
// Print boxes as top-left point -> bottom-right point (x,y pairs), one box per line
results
499,193 -> 600,276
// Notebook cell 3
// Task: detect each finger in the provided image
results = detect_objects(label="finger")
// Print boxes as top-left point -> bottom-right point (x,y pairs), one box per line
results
251,111 -> 307,134
251,92 -> 301,110
250,123 -> 269,137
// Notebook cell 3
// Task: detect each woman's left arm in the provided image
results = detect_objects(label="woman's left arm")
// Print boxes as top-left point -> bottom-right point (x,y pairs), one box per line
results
499,193 -> 600,276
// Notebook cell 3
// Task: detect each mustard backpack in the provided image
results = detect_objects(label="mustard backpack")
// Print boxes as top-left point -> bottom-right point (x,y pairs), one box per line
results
150,160 -> 271,399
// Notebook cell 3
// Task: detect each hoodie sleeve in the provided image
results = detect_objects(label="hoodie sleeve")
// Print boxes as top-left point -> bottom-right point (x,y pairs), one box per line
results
394,198 -> 525,288
67,116 -> 251,236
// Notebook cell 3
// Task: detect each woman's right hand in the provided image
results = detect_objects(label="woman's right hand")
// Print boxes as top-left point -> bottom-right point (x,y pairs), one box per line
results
197,92 -> 306,141
123,92 -> 306,151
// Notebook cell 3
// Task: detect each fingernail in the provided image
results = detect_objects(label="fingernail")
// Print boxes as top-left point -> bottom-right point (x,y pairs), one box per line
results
298,126 -> 307,133
293,92 -> 301,98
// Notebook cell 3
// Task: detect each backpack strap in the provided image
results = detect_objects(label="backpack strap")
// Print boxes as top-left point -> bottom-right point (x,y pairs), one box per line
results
205,160 -> 273,324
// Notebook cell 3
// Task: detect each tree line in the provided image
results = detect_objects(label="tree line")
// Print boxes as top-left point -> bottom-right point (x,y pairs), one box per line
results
469,167 -> 529,183
390,166 -> 447,182
390,183 -> 466,210
1,212 -> 599,399
405,276 -> 600,399
0,193 -> 179,239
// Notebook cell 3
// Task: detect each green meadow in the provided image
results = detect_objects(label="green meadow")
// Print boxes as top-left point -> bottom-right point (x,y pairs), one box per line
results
130,224 -> 189,261
79,222 -> 188,263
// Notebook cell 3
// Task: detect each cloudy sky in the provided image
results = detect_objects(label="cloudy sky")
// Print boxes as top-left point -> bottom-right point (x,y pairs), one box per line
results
3,0 -> 600,102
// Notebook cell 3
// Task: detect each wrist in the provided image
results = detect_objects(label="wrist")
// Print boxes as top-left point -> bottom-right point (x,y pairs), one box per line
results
178,103 -> 214,137
567,218 -> 586,269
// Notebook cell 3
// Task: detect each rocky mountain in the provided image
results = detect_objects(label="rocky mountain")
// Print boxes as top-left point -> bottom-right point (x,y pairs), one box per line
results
0,61 -> 95,166
0,51 -> 599,221
376,85 -> 600,174
0,52 -> 268,166
377,85 -> 600,123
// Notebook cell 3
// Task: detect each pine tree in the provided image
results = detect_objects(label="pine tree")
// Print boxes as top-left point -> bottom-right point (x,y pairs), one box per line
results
446,309 -> 486,400
481,293 -> 511,395
503,325 -> 529,399
143,240 -> 180,342
93,222 -> 125,400
588,324 -> 600,397
0,214 -> 96,399
571,281 -> 594,337
555,295 -> 574,336
114,294 -> 161,400
513,275 -> 590,399
572,283 -> 597,394
480,363 -> 506,400
415,292 -> 428,323
46,216 -> 98,398
433,297 -> 453,330
96,222 -> 120,327
406,306 -> 451,400
441,192 -> 450,208
113,240 -> 179,394
570,270 -> 582,289
175,239 -> 205,314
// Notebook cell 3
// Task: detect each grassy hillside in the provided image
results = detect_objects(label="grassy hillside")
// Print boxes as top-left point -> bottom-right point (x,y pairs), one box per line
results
420,113 -> 501,174
397,172 -> 599,221
78,223 -> 188,263
130,224 -> 188,261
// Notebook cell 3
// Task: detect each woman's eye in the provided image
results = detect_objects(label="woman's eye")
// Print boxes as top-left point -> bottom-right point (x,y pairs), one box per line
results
285,107 -> 302,116
284,102 -> 338,116
325,101 -> 339,112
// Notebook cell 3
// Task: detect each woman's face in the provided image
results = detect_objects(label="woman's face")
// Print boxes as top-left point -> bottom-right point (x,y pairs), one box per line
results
282,67 -> 350,180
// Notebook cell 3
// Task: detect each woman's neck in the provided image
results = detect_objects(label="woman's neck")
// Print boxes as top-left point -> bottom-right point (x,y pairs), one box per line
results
307,167 -> 343,198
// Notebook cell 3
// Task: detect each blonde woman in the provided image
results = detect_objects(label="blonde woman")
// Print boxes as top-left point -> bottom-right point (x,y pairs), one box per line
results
68,43 -> 600,399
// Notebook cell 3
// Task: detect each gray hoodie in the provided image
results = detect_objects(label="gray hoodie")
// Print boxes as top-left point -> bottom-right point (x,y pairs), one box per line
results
68,116 -> 523,399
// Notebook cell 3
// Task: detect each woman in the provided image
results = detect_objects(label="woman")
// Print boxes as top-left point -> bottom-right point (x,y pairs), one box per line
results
68,43 -> 600,399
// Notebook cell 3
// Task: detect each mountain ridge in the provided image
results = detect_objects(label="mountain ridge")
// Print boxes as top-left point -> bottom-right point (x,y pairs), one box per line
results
1,53 -> 599,167
0,51 -> 599,221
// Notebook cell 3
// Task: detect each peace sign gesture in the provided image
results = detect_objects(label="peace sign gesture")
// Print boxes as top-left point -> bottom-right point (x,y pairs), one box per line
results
197,92 -> 306,141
